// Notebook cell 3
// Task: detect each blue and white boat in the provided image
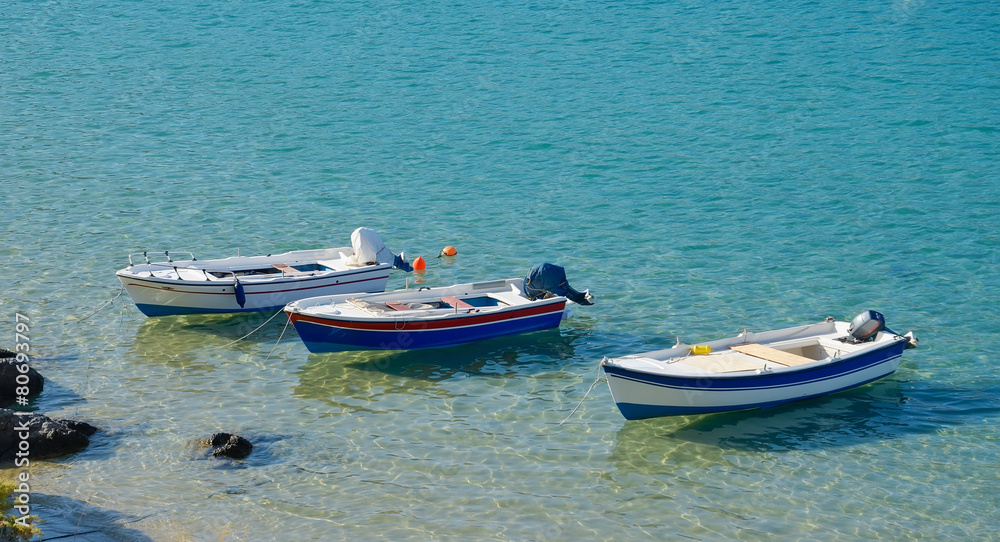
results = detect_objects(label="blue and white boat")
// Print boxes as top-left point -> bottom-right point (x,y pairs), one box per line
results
284,263 -> 593,352
601,311 -> 917,420
117,227 -> 411,317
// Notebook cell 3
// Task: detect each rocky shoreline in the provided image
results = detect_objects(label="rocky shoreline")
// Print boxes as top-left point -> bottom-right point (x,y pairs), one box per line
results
2,349 -> 101,463
2,348 -> 254,466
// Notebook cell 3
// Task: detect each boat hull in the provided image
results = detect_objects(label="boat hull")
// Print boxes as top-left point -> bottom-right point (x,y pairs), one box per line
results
117,267 -> 390,316
287,300 -> 566,352
603,339 -> 908,420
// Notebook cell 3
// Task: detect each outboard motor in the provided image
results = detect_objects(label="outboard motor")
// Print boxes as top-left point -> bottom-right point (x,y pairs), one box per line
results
348,227 -> 413,272
847,310 -> 885,342
391,252 -> 413,272
523,263 -> 594,305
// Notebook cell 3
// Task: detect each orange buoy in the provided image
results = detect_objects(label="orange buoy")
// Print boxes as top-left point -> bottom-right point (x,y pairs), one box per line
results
413,256 -> 426,271
439,246 -> 457,257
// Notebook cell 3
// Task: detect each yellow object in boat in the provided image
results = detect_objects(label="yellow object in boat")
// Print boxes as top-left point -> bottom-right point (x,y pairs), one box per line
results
691,345 -> 712,355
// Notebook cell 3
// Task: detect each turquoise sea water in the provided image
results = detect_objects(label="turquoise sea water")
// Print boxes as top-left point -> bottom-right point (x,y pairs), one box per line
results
3,0 -> 999,539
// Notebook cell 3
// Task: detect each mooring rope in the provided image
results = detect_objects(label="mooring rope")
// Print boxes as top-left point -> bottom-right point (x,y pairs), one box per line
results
117,302 -> 133,336
259,315 -> 293,367
78,287 -> 125,322
216,308 -> 285,349
558,364 -> 606,426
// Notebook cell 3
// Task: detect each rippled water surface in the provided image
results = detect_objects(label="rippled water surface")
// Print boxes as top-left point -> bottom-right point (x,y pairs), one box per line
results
3,0 -> 999,540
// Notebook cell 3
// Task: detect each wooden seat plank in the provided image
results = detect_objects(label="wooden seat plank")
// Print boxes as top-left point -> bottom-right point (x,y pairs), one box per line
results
679,354 -> 767,373
729,343 -> 815,367
441,296 -> 473,310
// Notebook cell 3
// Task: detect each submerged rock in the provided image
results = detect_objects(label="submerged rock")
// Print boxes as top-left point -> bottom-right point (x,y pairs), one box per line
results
0,409 -> 97,463
0,356 -> 44,406
210,432 -> 253,459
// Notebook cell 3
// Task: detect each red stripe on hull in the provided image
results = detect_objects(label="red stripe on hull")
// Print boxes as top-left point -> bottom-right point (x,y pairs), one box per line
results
288,300 -> 566,331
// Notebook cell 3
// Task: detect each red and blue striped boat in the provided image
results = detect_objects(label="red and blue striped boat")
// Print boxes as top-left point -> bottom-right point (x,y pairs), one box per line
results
284,277 -> 588,352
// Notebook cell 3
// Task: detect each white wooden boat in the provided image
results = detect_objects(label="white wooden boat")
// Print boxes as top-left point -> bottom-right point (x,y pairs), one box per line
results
285,263 -> 593,351
117,228 -> 410,317
601,311 -> 917,420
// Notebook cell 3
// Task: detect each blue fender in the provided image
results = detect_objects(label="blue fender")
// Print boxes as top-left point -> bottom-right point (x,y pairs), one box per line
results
234,277 -> 247,308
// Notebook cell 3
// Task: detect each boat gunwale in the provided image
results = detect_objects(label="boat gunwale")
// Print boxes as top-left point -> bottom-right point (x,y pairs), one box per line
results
285,278 -> 529,310
116,262 -> 391,287
601,330 -> 909,381
125,246 -> 354,266
601,336 -> 908,385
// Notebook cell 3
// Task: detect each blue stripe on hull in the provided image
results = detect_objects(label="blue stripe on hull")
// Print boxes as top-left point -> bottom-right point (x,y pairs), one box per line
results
605,341 -> 907,420
612,370 -> 896,420
292,312 -> 565,352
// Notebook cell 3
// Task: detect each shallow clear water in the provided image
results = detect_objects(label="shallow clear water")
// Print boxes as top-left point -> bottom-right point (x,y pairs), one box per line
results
3,0 -> 999,540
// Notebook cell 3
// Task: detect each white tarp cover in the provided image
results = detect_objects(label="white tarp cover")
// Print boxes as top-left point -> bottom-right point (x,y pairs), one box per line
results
348,227 -> 393,266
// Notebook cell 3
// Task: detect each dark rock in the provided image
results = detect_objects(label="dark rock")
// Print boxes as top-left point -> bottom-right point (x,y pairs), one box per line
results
210,432 -> 233,447
0,409 -> 96,463
0,348 -> 15,358
210,433 -> 253,459
0,357 -> 44,406
64,419 -> 99,437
